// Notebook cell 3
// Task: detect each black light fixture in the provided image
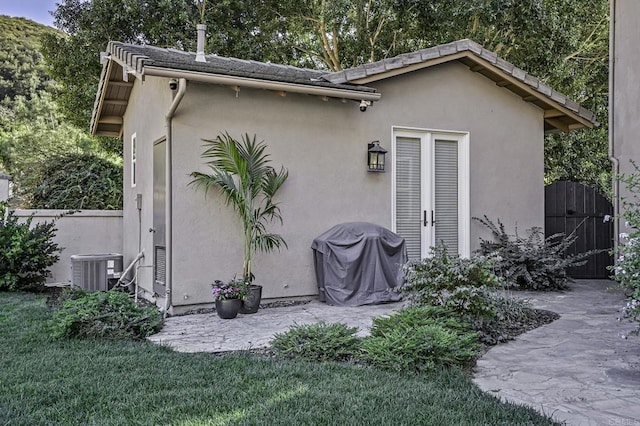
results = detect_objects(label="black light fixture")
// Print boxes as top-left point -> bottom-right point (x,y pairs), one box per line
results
367,140 -> 387,172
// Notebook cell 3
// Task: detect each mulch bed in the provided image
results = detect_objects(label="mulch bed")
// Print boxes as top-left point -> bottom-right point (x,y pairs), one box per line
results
502,308 -> 560,339
44,286 -> 64,309
44,287 -> 561,369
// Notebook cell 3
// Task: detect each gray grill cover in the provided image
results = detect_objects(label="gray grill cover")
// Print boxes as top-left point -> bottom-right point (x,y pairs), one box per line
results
311,222 -> 406,306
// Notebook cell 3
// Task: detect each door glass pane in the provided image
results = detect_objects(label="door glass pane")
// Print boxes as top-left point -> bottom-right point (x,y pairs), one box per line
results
396,137 -> 422,260
434,139 -> 458,253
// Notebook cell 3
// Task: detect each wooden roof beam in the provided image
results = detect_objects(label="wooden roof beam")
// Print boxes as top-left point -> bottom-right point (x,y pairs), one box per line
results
544,109 -> 564,118
545,118 -> 570,132
108,81 -> 134,88
103,99 -> 128,106
96,130 -> 121,137
98,116 -> 123,125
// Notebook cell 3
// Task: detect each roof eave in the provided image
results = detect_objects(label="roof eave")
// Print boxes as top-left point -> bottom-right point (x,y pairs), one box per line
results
142,66 -> 381,101
90,58 -> 113,136
340,50 -> 597,132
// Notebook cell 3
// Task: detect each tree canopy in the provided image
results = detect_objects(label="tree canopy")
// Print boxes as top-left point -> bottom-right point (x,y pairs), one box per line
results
42,0 -> 610,194
0,15 -> 122,208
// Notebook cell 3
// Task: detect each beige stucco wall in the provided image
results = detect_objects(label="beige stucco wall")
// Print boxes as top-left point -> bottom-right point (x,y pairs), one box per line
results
121,76 -> 173,298
14,210 -> 122,284
613,0 -> 640,235
369,62 -> 544,243
147,60 -> 545,309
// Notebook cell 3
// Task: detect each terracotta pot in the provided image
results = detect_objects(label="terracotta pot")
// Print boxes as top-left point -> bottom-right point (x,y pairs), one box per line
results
215,298 -> 242,319
239,285 -> 262,314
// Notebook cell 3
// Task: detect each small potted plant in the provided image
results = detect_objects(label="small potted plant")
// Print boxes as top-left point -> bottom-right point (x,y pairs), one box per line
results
212,278 -> 249,319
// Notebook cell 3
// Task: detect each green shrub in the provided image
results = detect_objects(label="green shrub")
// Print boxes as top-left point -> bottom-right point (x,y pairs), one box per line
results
0,203 -> 60,292
50,289 -> 163,339
271,322 -> 360,362
475,215 -> 596,291
401,245 -> 501,318
360,313 -> 479,372
612,162 -> 640,333
23,152 -> 122,209
369,306 -> 472,336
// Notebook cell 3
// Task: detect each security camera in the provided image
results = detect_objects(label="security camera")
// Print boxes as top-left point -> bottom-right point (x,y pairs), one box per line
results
169,79 -> 178,90
359,100 -> 371,112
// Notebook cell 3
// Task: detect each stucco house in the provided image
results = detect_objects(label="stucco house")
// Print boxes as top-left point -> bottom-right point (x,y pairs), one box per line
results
90,38 -> 597,314
611,0 -> 640,241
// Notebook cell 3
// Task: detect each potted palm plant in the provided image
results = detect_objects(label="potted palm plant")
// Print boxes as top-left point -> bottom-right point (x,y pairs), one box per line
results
190,132 -> 288,314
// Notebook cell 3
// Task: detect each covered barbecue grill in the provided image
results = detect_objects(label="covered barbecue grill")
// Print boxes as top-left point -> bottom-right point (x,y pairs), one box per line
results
311,222 -> 407,306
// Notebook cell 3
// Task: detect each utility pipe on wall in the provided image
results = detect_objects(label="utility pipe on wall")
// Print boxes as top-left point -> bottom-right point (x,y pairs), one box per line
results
609,0 -> 620,251
164,78 -> 187,317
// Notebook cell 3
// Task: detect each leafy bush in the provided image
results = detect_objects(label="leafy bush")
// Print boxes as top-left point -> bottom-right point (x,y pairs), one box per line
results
400,248 -> 553,345
369,306 -> 471,336
361,309 -> 479,372
22,152 -> 122,209
612,163 -> 640,332
475,215 -> 595,291
271,322 -> 360,362
401,245 -> 502,318
0,203 -> 60,291
51,289 -> 163,339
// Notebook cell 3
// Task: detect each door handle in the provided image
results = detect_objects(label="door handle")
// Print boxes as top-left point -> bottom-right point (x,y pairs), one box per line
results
423,210 -> 428,227
431,210 -> 436,226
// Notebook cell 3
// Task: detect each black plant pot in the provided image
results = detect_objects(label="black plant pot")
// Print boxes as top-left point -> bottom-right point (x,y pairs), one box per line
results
215,299 -> 242,319
239,285 -> 263,314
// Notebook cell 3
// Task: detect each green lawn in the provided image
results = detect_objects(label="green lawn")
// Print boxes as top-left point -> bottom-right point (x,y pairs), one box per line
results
0,292 -> 559,425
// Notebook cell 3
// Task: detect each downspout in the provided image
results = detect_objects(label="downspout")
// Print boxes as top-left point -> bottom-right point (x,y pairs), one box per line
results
609,0 -> 620,251
164,78 -> 187,317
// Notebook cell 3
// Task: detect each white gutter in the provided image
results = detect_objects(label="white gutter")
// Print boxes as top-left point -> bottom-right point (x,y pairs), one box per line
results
164,78 -> 187,317
609,0 -> 620,251
144,67 -> 382,102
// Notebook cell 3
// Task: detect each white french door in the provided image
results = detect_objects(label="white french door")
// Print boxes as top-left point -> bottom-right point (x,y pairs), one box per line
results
393,129 -> 470,259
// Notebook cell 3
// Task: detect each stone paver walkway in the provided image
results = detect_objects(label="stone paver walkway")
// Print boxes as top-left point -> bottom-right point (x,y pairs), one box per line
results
148,300 -> 404,353
473,280 -> 640,426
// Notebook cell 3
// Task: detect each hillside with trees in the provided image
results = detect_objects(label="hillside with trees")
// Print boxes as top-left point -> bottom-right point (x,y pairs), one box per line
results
0,15 -> 122,209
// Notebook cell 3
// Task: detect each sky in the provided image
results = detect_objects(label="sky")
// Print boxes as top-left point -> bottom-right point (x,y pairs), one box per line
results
1,0 -> 59,27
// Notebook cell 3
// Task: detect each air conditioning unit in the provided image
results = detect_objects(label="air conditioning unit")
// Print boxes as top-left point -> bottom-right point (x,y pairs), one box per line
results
71,253 -> 123,291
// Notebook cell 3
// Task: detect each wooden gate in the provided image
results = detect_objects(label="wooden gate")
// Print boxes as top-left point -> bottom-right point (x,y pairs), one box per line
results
545,181 -> 614,279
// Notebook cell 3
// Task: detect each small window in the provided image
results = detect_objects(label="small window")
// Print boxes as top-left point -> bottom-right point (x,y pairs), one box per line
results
131,133 -> 137,187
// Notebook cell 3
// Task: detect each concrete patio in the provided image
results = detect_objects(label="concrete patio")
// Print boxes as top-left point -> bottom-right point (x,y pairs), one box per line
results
147,299 -> 405,353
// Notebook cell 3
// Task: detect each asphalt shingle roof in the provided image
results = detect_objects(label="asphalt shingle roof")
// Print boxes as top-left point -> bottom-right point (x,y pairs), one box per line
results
94,39 -> 598,136
108,42 -> 377,93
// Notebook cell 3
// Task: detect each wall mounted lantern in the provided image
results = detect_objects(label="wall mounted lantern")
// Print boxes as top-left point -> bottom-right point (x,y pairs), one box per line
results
367,141 -> 387,172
